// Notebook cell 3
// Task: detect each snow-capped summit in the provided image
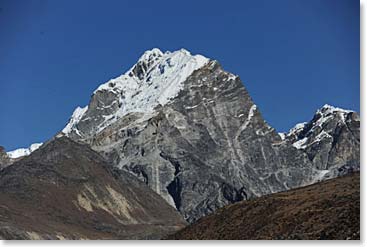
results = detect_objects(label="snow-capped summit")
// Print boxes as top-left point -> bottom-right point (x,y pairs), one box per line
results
62,48 -> 209,136
287,104 -> 356,147
317,104 -> 353,115
315,104 -> 354,124
138,48 -> 164,61
7,143 -> 43,159
286,104 -> 358,152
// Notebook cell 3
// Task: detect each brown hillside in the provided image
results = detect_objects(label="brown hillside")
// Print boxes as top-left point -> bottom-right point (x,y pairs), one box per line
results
167,173 -> 360,240
0,137 -> 186,240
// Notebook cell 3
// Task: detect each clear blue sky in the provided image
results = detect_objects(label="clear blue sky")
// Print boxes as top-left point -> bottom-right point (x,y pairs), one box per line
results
0,0 -> 359,150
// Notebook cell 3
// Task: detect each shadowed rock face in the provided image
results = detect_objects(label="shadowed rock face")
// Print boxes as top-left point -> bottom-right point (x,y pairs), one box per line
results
0,137 -> 185,240
166,173 -> 360,240
62,57 -> 359,223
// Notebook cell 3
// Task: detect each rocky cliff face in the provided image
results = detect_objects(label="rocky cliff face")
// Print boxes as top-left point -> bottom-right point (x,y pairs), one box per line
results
0,137 -> 185,239
60,48 -> 360,222
283,105 -> 360,180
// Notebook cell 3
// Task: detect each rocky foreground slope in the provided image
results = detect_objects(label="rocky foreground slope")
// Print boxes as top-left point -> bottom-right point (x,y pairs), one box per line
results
0,137 -> 185,240
59,48 -> 360,222
167,172 -> 360,240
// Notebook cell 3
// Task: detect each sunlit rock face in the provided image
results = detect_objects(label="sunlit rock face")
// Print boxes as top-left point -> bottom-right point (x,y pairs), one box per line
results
284,105 -> 360,179
61,48 -> 360,222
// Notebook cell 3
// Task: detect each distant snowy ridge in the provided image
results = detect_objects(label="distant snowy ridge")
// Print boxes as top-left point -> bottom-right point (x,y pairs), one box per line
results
7,143 -> 43,159
288,104 -> 356,150
62,48 -> 209,135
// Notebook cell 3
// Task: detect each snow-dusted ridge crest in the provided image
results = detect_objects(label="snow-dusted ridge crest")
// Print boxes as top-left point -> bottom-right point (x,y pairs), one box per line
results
62,48 -> 209,135
287,104 -> 355,136
7,143 -> 43,159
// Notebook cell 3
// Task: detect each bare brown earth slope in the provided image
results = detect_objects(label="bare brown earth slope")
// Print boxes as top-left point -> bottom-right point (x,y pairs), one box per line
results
167,173 -> 360,240
0,137 -> 186,240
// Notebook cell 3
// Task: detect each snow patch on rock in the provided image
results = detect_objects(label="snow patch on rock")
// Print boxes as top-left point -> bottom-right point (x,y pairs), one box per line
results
288,122 -> 307,137
292,137 -> 308,149
62,106 -> 88,135
278,132 -> 286,140
7,143 -> 43,159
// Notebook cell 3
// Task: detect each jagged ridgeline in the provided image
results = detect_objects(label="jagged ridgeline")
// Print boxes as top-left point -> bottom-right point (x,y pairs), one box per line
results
56,48 -> 359,222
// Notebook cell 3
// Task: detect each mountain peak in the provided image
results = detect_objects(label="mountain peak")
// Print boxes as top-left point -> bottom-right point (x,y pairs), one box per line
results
139,48 -> 164,59
63,48 -> 209,136
318,104 -> 353,115
136,48 -> 164,67
286,103 -> 359,152
94,48 -> 209,94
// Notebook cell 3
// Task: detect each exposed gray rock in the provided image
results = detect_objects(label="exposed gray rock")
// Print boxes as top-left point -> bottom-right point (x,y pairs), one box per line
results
284,105 -> 360,180
60,48 -> 360,222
